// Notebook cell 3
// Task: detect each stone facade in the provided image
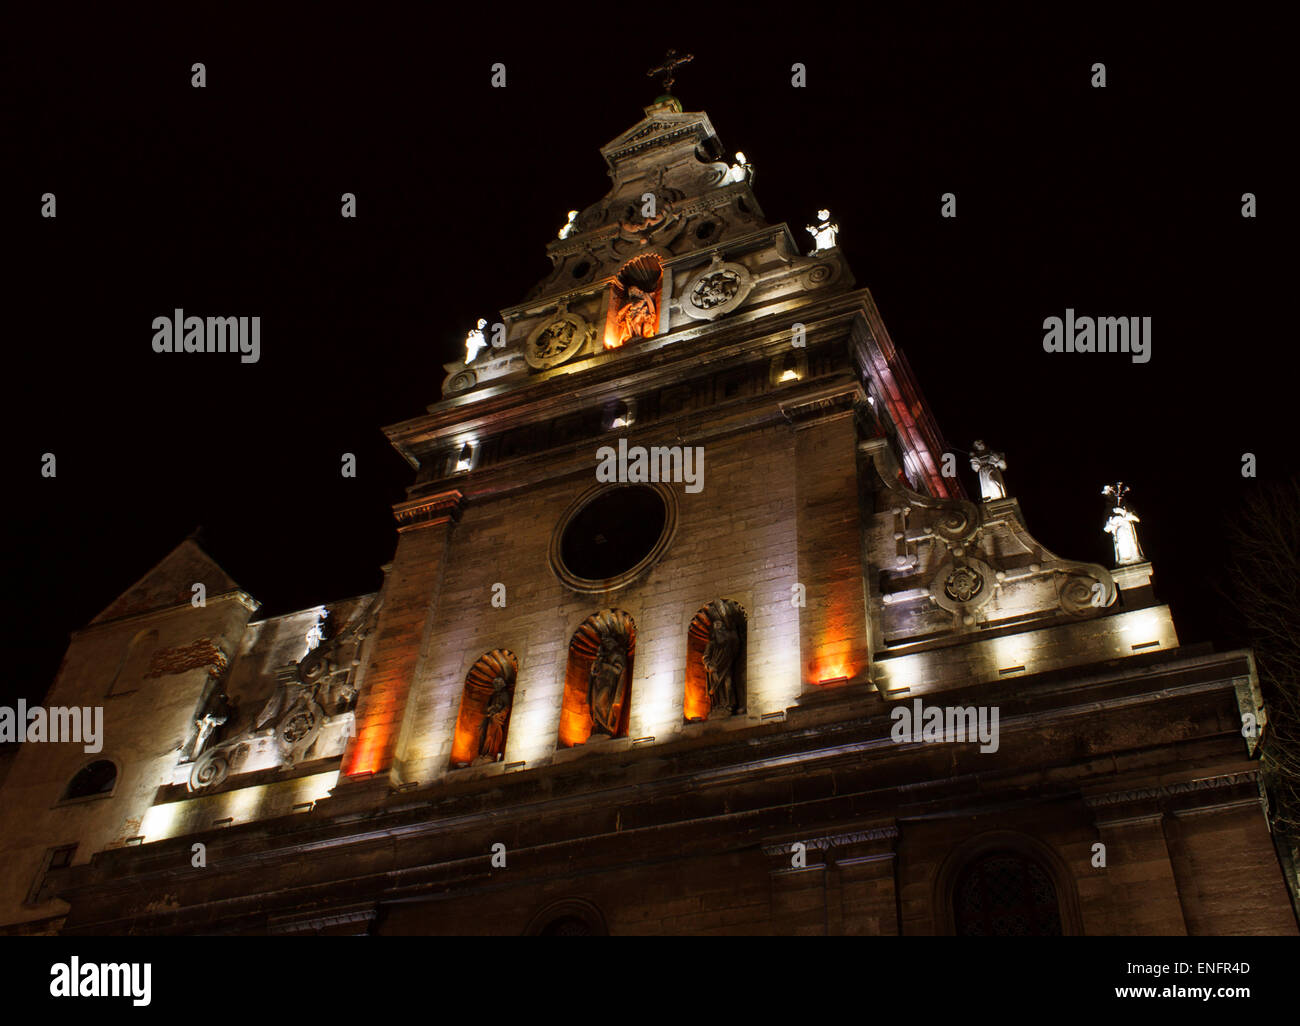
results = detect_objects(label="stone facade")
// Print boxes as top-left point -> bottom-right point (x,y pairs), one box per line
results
1,97 -> 1294,936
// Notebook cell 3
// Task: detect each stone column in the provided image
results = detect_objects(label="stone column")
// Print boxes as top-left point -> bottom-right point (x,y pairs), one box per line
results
792,402 -> 871,690
765,825 -> 899,935
1085,792 -> 1188,935
336,490 -> 464,795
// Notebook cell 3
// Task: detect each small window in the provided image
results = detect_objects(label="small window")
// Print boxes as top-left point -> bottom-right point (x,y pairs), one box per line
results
62,760 -> 117,800
25,844 -> 76,905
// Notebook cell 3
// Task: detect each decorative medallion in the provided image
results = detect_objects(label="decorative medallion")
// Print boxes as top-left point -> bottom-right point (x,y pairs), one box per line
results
680,258 -> 754,320
525,309 -> 592,370
929,556 -> 997,614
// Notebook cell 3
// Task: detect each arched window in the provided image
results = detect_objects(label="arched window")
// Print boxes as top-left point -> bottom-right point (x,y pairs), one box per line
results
525,899 -> 608,936
558,610 -> 636,747
449,649 -> 518,769
953,850 -> 1063,936
62,760 -> 117,801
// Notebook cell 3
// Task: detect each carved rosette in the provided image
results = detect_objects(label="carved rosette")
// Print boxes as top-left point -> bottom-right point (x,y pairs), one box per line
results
680,259 -> 753,320
930,557 -> 997,614
525,309 -> 593,370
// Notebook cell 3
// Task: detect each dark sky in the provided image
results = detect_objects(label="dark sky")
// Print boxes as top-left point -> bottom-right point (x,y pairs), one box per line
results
7,5 -> 1287,709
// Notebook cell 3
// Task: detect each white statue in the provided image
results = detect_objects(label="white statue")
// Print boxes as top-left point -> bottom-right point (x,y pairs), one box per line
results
970,440 -> 1008,501
726,151 -> 752,184
305,609 -> 329,652
1102,483 -> 1144,565
806,208 -> 839,251
464,318 -> 488,363
558,209 -> 579,240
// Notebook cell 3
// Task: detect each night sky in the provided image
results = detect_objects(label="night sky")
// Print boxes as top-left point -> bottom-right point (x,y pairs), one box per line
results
7,6 -> 1287,711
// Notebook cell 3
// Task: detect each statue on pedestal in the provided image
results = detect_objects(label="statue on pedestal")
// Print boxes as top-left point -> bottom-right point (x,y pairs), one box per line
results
806,209 -> 839,251
464,318 -> 489,364
1102,482 -> 1144,565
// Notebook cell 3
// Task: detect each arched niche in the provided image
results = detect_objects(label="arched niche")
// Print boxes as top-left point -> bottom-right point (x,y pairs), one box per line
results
934,830 -> 1082,936
106,628 -> 158,697
558,610 -> 636,747
524,898 -> 608,936
605,254 -> 663,349
449,649 -> 519,769
684,599 -> 748,722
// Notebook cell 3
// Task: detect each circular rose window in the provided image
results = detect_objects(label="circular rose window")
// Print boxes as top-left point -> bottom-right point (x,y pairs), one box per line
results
550,483 -> 677,593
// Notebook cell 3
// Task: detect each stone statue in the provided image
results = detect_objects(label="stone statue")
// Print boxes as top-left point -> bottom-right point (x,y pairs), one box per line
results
726,151 -> 753,185
970,440 -> 1008,501
304,608 -> 329,654
1102,482 -> 1144,565
464,318 -> 489,363
558,209 -> 579,240
806,209 -> 839,251
476,675 -> 512,762
615,285 -> 658,344
702,615 -> 741,716
189,690 -> 232,761
588,632 -> 629,737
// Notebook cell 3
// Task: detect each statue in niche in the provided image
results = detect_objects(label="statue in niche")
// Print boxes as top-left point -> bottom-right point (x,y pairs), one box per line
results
588,630 -> 630,737
1102,482 -> 1144,565
476,675 -> 512,763
464,318 -> 489,363
614,284 -> 658,344
970,440 -> 1008,501
806,209 -> 839,251
701,600 -> 746,717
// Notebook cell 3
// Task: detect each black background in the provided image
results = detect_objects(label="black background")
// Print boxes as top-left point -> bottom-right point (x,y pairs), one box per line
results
5,4 -> 1288,711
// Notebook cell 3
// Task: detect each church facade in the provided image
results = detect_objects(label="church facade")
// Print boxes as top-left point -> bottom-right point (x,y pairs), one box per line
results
1,92 -> 1294,936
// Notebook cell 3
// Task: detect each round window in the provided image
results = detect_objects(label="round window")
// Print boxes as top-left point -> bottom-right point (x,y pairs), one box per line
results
550,484 -> 677,593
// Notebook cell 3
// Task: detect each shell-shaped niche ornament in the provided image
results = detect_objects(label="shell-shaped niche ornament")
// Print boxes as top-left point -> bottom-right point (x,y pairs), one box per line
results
525,309 -> 593,370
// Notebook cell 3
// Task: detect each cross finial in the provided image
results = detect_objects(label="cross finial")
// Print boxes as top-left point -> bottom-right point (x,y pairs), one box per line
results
1102,481 -> 1131,507
647,48 -> 694,94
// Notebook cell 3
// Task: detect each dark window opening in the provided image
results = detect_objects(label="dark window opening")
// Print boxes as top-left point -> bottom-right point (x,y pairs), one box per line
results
560,486 -> 666,582
63,760 -> 117,800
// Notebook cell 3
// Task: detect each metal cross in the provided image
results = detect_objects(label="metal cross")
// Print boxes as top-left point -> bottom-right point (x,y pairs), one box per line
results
647,49 -> 694,93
